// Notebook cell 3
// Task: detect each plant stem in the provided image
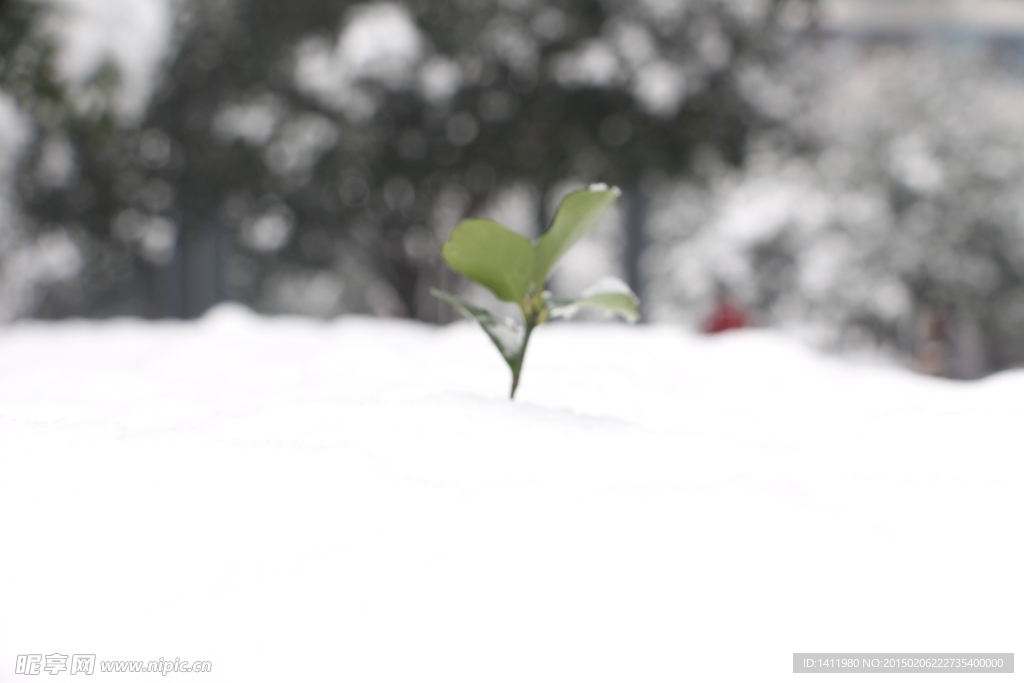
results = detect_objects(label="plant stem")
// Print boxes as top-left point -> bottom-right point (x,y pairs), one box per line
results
509,321 -> 536,399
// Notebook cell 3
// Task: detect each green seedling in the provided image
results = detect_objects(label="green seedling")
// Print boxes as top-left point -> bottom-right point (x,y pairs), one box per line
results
432,184 -> 640,398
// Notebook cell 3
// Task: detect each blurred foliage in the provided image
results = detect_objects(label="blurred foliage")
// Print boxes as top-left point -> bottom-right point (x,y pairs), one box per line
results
0,0 -> 120,131
11,0 -> 1022,376
648,45 -> 1024,375
12,0 -> 817,320
1,0 -> 65,118
0,0 -> 122,320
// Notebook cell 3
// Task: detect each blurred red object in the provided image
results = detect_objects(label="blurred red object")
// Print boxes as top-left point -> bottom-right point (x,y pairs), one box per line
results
702,296 -> 750,334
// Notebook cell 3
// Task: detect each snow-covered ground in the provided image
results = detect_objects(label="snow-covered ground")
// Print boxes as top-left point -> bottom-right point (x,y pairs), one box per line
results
0,305 -> 1019,682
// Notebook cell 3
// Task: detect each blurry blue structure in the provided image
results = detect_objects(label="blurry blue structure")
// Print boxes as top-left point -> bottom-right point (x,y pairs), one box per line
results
820,0 -> 1024,71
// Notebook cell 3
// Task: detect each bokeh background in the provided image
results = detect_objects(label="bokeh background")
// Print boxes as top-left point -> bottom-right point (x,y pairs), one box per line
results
3,0 -> 1024,378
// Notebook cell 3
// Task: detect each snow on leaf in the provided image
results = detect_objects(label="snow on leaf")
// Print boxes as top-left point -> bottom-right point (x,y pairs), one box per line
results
549,276 -> 639,322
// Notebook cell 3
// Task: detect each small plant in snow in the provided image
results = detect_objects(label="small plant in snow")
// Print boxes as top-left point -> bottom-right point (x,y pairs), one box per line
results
432,184 -> 639,398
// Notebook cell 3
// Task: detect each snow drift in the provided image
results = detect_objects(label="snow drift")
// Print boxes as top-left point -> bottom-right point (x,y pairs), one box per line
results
0,305 -> 1019,682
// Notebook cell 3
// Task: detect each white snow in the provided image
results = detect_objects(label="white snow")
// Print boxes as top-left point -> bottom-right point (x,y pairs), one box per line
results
0,305 -> 1020,681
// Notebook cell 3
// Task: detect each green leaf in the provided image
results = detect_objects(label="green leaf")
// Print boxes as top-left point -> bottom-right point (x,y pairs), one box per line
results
548,276 -> 640,323
440,219 -> 536,303
430,289 -> 524,365
535,184 -> 620,288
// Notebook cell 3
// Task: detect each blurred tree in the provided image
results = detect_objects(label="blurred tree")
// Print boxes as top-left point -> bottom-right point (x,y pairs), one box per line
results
0,0 -> 121,319
1,0 -> 122,125
15,0 -> 818,321
1,0 -> 66,118
649,46 -> 1024,376
807,49 -> 1024,376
